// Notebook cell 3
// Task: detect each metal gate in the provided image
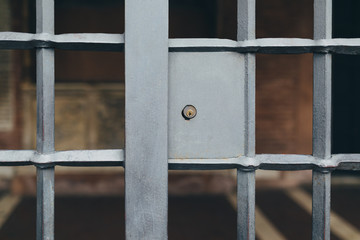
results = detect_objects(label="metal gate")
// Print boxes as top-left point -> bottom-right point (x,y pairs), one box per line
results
0,0 -> 360,239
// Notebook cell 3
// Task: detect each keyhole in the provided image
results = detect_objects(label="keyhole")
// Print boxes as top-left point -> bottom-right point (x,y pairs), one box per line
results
182,105 -> 197,120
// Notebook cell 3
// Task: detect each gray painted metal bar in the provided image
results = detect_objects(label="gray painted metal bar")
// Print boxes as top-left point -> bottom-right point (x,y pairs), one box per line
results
237,170 -> 255,240
237,0 -> 256,239
3,150 -> 360,170
125,0 -> 169,239
312,171 -> 331,240
36,0 -> 55,240
36,167 -> 54,240
0,32 -> 124,51
0,150 -> 124,166
169,38 -> 360,54
168,155 -> 360,171
3,32 -> 360,54
312,0 -> 332,239
2,151 -> 360,170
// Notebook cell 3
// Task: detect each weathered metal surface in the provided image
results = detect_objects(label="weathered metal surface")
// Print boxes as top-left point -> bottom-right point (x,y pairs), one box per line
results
2,33 -> 360,54
2,150 -> 360,170
36,49 -> 54,154
36,0 -> 55,239
237,169 -> 255,240
312,0 -> 332,239
243,53 -> 255,158
170,38 -> 360,54
237,0 -> 256,239
0,32 -> 124,51
124,0 -> 168,238
169,52 -> 244,159
312,171 -> 331,240
36,167 -> 54,240
169,154 -> 360,171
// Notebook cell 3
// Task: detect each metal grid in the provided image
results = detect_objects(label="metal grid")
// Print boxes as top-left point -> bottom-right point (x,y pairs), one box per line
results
0,0 -> 358,239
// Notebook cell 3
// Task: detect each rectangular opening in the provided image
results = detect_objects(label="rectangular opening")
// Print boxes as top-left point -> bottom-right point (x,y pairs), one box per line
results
2,0 -> 30,33
168,170 -> 236,240
332,54 -> 360,154
169,0 -> 218,38
256,0 -> 313,38
332,1 -> 360,154
256,187 -> 312,240
55,0 -> 124,34
53,50 -> 125,151
333,0 -> 360,38
0,49 -> 35,150
331,183 -> 360,233
256,54 -> 313,154
0,167 -> 125,239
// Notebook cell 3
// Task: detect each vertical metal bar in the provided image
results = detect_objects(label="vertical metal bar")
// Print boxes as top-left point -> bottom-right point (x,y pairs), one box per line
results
312,171 -> 331,240
237,170 -> 255,240
36,0 -> 55,240
313,0 -> 332,239
125,0 -> 168,239
313,0 -> 332,159
237,0 -> 256,239
36,167 -> 55,240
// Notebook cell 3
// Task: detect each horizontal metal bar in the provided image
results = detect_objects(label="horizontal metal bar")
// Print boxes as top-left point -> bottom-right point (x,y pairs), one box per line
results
0,32 -> 124,51
169,38 -> 360,54
168,154 -> 360,170
1,33 -> 360,54
0,149 -> 124,167
1,150 -> 360,170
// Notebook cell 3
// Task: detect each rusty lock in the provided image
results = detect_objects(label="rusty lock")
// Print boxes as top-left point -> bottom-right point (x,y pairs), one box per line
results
182,105 -> 197,120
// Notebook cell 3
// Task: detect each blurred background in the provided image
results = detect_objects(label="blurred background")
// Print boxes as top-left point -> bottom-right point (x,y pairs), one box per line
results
0,0 -> 360,239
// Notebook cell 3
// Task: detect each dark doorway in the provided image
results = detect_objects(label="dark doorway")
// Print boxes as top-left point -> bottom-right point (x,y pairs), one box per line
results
332,0 -> 360,154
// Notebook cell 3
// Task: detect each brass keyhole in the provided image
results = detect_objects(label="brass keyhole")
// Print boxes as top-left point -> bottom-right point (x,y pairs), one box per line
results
182,105 -> 197,120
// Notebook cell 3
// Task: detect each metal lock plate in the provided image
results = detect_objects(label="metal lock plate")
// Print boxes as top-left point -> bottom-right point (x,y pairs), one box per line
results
169,52 -> 245,159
